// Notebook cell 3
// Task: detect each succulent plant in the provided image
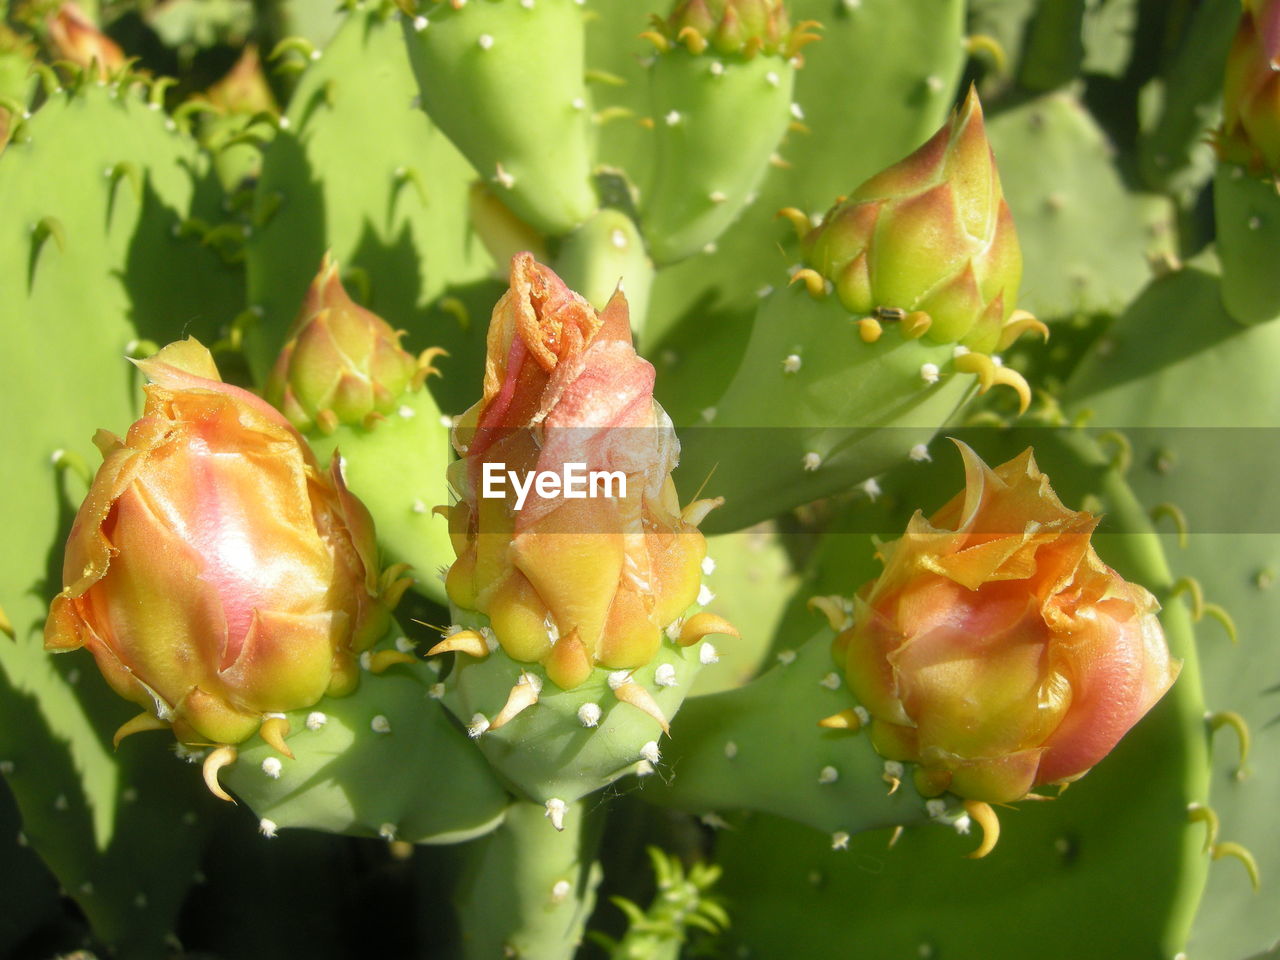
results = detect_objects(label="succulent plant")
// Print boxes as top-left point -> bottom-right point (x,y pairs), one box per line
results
639,0 -> 820,263
267,255 -> 441,434
0,0 -> 1269,957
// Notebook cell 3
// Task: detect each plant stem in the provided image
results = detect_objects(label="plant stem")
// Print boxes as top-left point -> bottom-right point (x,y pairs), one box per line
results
453,798 -> 604,960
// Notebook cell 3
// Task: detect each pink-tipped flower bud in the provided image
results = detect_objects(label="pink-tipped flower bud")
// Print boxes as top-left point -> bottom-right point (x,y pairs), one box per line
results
1220,0 -> 1280,173
837,442 -> 1180,804
801,87 -> 1033,354
443,254 -> 720,690
45,339 -> 409,748
265,255 -> 440,434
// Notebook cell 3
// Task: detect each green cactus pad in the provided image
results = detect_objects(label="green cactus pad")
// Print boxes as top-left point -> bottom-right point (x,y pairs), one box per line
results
642,47 -> 795,264
646,623 -> 930,837
1017,0 -> 1085,91
1137,0 -> 1237,197
402,0 -> 598,236
453,799 -> 603,960
1214,163 -> 1280,325
1066,260 -> 1280,427
245,1 -> 491,382
673,282 -> 976,533
1178,531 -> 1278,959
986,92 -> 1175,323
687,530 -> 797,696
306,384 -> 455,605
1066,263 -> 1280,957
0,76 -> 244,957
224,657 -> 510,844
438,619 -> 718,805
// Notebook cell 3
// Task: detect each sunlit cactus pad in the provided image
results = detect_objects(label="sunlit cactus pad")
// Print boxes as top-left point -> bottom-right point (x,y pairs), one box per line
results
0,0 -> 1272,957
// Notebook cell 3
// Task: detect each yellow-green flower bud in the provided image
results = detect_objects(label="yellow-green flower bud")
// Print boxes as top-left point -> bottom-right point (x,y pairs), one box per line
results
802,88 -> 1037,354
265,255 -> 437,434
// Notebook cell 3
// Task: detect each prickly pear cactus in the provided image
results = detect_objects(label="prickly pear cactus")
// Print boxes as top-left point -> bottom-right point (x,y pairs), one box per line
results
0,70 -> 244,958
400,0 -> 599,237
2,0 -> 1276,956
223,645 -> 510,845
674,87 -> 1045,531
642,0 -> 969,344
244,0 -> 492,385
1066,261 -> 1278,957
706,429 -> 1213,960
638,0 -> 819,264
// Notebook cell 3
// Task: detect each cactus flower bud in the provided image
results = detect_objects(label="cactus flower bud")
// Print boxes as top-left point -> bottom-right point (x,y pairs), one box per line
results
836,442 -> 1179,805
443,253 -> 719,690
800,87 -> 1041,359
47,2 -> 124,79
265,255 -> 441,434
45,339 -> 409,757
1220,0 -> 1280,173
205,44 -> 278,117
652,0 -> 816,59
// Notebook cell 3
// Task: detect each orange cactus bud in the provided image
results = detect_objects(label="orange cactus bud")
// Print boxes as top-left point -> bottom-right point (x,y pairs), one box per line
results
802,87 -> 1030,354
444,254 -> 715,688
47,2 -> 124,79
1220,0 -> 1280,172
839,442 -> 1180,804
44,339 -> 405,748
204,45 -> 278,117
265,255 -> 438,433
